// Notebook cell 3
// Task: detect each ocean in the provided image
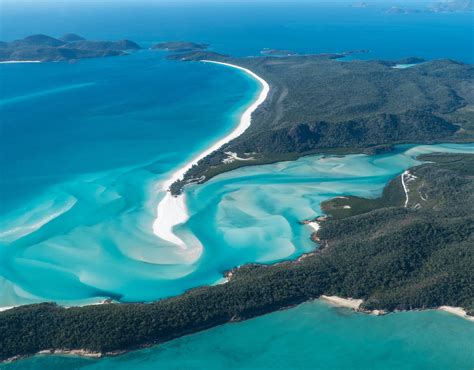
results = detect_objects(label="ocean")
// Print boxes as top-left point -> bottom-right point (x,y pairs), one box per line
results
0,1 -> 473,368
2,301 -> 474,370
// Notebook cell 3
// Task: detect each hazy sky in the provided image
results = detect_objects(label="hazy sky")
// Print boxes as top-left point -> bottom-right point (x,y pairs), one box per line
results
1,0 -> 434,3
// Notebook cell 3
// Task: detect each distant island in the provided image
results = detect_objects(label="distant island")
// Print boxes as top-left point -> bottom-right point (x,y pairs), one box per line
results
0,34 -> 141,62
384,0 -> 473,14
152,41 -> 209,52
351,2 -> 368,8
429,0 -> 473,12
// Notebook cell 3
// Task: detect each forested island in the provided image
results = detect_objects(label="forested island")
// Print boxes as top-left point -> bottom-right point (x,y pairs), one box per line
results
165,51 -> 473,194
0,34 -> 141,62
152,41 -> 209,52
1,153 -> 473,362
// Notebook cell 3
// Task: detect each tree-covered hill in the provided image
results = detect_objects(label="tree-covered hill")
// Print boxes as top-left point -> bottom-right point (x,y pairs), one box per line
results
168,53 -> 474,194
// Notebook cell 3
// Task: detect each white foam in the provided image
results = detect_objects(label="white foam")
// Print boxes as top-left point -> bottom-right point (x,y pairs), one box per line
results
153,61 -> 270,250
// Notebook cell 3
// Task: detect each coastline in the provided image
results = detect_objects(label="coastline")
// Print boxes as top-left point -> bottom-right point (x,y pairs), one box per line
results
320,295 -> 474,321
0,60 -> 41,64
152,61 -> 270,249
3,297 -> 472,364
439,306 -> 474,322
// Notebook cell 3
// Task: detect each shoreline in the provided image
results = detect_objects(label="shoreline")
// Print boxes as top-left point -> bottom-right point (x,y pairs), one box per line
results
0,60 -> 41,64
152,61 -> 270,249
3,297 -> 472,364
320,295 -> 474,321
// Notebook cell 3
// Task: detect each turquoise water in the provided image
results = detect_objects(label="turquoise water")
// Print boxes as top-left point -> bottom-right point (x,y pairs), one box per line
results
0,51 -> 261,305
2,141 -> 473,305
2,301 -> 474,370
1,1 -> 474,368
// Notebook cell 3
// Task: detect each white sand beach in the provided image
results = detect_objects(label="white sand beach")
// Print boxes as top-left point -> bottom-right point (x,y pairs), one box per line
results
320,296 -> 474,322
320,295 -> 364,310
153,61 -> 270,250
0,61 -> 41,64
439,306 -> 474,322
307,221 -> 320,233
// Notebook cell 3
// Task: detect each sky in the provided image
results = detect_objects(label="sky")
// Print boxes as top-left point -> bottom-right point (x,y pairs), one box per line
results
0,0 -> 435,4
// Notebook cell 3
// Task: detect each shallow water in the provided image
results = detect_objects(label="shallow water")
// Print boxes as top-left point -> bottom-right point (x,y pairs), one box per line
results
1,141 -> 473,306
1,3 -> 473,305
0,51 -> 261,306
2,301 -> 474,370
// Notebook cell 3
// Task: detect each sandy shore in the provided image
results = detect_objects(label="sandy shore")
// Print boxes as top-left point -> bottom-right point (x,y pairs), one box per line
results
153,61 -> 270,249
320,296 -> 474,321
320,295 -> 364,310
0,60 -> 41,64
307,221 -> 320,233
439,306 -> 474,322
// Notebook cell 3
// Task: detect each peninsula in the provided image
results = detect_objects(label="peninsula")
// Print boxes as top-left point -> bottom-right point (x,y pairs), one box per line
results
165,51 -> 473,194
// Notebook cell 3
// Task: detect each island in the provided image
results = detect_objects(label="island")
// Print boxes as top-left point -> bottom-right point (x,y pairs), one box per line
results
429,0 -> 474,12
0,34 -> 141,62
151,41 -> 209,52
384,0 -> 473,14
1,152 -> 473,361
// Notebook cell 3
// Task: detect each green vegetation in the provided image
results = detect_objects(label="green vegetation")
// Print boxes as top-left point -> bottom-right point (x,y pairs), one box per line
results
0,34 -> 141,62
152,41 -> 209,52
321,176 -> 405,219
168,53 -> 473,194
2,153 -> 473,361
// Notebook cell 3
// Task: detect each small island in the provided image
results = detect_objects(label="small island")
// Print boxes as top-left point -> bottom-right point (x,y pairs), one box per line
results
429,0 -> 474,12
151,41 -> 209,52
0,34 -> 141,62
384,0 -> 473,14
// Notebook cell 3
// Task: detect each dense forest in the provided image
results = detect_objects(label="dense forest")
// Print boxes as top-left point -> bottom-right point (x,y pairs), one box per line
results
2,153 -> 473,361
168,52 -> 474,194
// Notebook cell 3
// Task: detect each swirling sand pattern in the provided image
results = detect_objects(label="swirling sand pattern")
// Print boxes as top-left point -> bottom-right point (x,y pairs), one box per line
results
0,143 -> 472,307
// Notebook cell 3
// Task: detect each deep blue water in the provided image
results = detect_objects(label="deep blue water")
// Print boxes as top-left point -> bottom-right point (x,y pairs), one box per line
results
1,1 -> 473,62
0,52 -> 258,213
1,1 -> 473,368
